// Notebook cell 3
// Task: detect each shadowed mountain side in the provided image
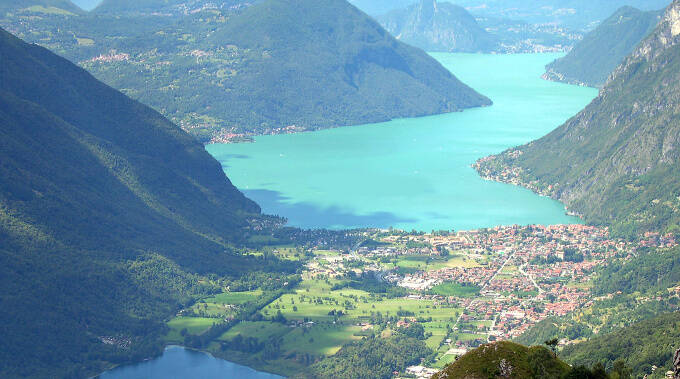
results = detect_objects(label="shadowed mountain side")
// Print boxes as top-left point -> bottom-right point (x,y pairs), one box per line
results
0,27 -> 271,378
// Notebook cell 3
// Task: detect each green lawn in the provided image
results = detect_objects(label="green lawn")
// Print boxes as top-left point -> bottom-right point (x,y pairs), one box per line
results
165,317 -> 218,342
430,282 -> 481,297
385,254 -> 481,272
281,324 -> 361,355
218,321 -> 291,341
261,278 -> 461,323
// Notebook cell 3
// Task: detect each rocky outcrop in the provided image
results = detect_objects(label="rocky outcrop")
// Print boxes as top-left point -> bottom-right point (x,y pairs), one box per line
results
674,348 -> 680,379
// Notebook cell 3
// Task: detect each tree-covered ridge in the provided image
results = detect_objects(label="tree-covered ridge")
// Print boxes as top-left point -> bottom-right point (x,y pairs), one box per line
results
435,341 -> 571,379
543,6 -> 662,87
378,0 -> 497,53
0,0 -> 490,143
474,0 -> 680,238
0,27 -> 288,377
561,312 -> 680,378
295,335 -> 431,379
0,0 -> 83,13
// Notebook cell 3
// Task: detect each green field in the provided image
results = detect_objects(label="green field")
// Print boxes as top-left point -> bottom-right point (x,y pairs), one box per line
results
206,290 -> 263,305
281,324 -> 361,355
166,317 -> 218,342
429,282 -> 481,297
218,321 -> 290,341
385,254 -> 481,272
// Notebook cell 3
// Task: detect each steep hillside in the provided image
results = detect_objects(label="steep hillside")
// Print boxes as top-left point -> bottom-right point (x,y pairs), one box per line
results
0,0 -> 83,14
378,0 -> 497,53
475,0 -> 680,238
435,341 -> 571,379
0,27 -> 267,377
201,0 -> 490,136
544,6 -> 662,87
561,312 -> 680,378
2,0 -> 490,141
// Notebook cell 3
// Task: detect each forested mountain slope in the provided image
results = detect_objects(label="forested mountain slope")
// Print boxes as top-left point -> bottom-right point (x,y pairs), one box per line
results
0,0 -> 83,13
435,341 -> 571,379
378,0 -> 497,53
1,0 -> 490,142
199,0 -> 491,136
0,27 -> 266,377
544,6 -> 662,87
561,312 -> 680,378
475,0 -> 680,238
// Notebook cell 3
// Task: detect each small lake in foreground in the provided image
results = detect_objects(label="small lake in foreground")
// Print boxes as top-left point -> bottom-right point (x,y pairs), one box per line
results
98,346 -> 283,379
207,53 -> 598,231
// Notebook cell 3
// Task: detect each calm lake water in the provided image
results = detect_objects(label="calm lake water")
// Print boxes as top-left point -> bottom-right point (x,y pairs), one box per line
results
98,346 -> 282,379
207,53 -> 598,231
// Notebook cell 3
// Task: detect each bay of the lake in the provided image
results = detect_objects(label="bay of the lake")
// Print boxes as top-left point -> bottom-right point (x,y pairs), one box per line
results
207,53 -> 598,231
97,346 -> 282,379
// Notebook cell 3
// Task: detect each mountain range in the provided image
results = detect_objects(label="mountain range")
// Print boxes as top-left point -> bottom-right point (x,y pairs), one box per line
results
0,0 -> 83,13
544,6 -> 663,87
0,0 -> 490,142
475,0 -> 680,238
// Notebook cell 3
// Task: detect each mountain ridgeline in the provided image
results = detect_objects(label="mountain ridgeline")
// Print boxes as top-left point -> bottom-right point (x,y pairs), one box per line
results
0,27 -> 274,377
475,0 -> 680,238
0,0 -> 491,141
378,0 -> 497,53
544,6 -> 663,87
201,0 -> 491,133
0,0 -> 84,13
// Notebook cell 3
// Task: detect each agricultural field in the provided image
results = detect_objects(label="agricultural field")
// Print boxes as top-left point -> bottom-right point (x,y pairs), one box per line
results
429,282 -> 481,297
383,254 -> 481,272
166,317 -> 218,343
260,278 -> 462,324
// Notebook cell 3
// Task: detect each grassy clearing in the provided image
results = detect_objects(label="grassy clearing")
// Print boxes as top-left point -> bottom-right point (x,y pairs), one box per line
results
430,282 -> 481,297
24,6 -> 76,15
261,278 -> 462,323
218,321 -> 291,341
281,324 -> 361,355
206,290 -> 263,305
432,352 -> 458,368
385,254 -> 480,272
165,317 -> 218,342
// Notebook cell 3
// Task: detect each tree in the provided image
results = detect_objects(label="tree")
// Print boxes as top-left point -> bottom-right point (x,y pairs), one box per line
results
610,360 -> 631,379
545,338 -> 559,357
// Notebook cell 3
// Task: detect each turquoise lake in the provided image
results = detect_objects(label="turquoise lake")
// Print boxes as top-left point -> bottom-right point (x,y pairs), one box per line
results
98,346 -> 282,379
207,53 -> 598,231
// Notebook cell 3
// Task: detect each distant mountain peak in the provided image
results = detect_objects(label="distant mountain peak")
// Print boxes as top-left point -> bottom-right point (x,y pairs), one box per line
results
379,0 -> 497,53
